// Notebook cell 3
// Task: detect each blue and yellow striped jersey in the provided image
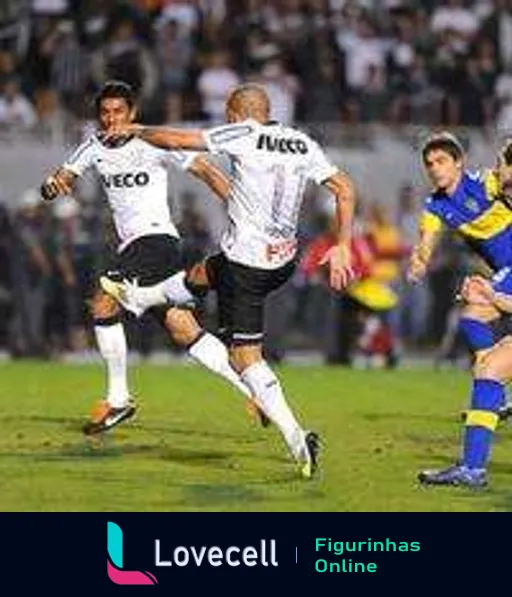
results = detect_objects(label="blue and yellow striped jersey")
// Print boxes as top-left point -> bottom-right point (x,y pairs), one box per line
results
420,170 -> 512,272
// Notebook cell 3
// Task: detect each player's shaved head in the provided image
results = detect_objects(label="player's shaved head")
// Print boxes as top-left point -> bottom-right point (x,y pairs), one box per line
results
225,84 -> 270,123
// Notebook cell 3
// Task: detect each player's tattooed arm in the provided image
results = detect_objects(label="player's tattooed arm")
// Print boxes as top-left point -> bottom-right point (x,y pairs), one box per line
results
188,155 -> 231,201
320,172 -> 357,290
40,167 -> 77,201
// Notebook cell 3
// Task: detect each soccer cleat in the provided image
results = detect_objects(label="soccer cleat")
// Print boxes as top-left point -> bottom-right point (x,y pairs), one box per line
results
417,463 -> 487,488
100,275 -> 146,317
245,399 -> 271,428
83,399 -> 137,435
498,403 -> 512,421
301,431 -> 320,479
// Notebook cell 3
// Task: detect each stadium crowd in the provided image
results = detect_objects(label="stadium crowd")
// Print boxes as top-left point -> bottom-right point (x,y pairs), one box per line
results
0,0 -> 511,129
0,0 -> 507,363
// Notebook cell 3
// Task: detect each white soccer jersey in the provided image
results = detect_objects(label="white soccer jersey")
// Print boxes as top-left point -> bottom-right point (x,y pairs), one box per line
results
63,135 -> 195,251
204,119 -> 338,269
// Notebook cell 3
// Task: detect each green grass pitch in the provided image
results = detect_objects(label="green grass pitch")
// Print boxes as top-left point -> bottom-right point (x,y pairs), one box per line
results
1,362 -> 511,512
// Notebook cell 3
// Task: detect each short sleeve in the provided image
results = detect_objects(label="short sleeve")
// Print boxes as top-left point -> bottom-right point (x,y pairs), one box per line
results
203,123 -> 255,156
63,137 -> 96,176
166,150 -> 199,171
308,141 -> 338,185
483,170 -> 500,201
419,209 -> 443,234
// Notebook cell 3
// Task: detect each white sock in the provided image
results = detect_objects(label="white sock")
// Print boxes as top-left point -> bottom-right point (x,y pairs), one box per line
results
128,272 -> 196,314
241,361 -> 306,461
94,323 -> 130,408
188,333 -> 252,399
162,271 -> 196,305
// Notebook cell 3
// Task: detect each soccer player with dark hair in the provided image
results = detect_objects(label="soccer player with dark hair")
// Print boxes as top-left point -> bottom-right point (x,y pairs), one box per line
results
41,80 -> 269,435
408,133 -> 512,487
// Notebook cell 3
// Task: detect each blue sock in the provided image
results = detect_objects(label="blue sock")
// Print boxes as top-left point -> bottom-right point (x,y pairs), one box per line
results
458,318 -> 495,352
463,379 -> 504,469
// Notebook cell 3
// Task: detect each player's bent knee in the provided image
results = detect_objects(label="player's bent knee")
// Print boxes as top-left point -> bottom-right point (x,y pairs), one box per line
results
475,350 -> 512,382
229,344 -> 262,373
90,291 -> 120,321
164,307 -> 201,346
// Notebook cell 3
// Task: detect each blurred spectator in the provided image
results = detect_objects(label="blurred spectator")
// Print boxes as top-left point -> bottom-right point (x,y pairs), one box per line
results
395,184 -> 428,345
10,188 -> 52,357
159,0 -> 200,35
0,1 -> 30,59
303,49 -> 343,122
263,0 -> 308,48
0,76 -> 37,128
0,50 -> 16,81
197,49 -> 239,123
496,65 -> 512,132
257,56 -> 300,124
157,17 -> 192,122
199,0 -> 227,28
0,201 -> 13,352
50,20 -> 88,115
430,0 -> 480,44
91,18 -> 158,108
75,0 -> 109,50
336,15 -> 387,121
31,0 -> 69,18
50,196 -> 88,353
481,0 -> 512,72
239,26 -> 281,76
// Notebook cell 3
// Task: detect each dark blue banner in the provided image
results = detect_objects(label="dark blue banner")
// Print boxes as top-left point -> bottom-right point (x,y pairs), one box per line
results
0,513 -> 505,595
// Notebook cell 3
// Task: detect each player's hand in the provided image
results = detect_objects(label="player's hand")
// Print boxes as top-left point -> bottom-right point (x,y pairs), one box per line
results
460,275 -> 494,306
41,168 -> 74,201
321,243 -> 355,291
407,252 -> 427,284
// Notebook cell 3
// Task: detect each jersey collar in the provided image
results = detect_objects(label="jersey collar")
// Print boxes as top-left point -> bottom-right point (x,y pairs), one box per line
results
96,132 -> 135,149
433,171 -> 468,201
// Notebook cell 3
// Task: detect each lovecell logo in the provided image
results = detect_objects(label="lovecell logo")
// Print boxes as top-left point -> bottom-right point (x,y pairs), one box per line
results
107,522 -> 158,585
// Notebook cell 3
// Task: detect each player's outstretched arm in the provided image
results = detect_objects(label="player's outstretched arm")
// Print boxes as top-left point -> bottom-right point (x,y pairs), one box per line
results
320,172 -> 357,290
111,124 -> 207,151
407,211 -> 442,284
188,155 -> 231,201
40,167 -> 77,202
407,229 -> 440,284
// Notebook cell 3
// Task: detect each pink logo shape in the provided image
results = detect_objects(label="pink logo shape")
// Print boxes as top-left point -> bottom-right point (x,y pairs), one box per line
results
107,522 -> 158,585
107,560 -> 158,585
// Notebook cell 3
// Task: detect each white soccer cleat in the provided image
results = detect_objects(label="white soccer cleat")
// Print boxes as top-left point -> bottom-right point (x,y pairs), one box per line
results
100,276 -> 146,317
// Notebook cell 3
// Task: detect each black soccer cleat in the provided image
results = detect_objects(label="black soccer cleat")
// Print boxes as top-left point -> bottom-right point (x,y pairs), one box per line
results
301,431 -> 320,479
498,403 -> 512,421
83,399 -> 137,436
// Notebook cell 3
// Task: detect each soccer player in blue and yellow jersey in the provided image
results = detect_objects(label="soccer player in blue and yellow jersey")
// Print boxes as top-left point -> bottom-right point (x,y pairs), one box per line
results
408,132 -> 512,487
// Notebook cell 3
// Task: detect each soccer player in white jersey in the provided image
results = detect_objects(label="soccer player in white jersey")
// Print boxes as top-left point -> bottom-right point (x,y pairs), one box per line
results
102,84 -> 357,478
40,80 -> 269,435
